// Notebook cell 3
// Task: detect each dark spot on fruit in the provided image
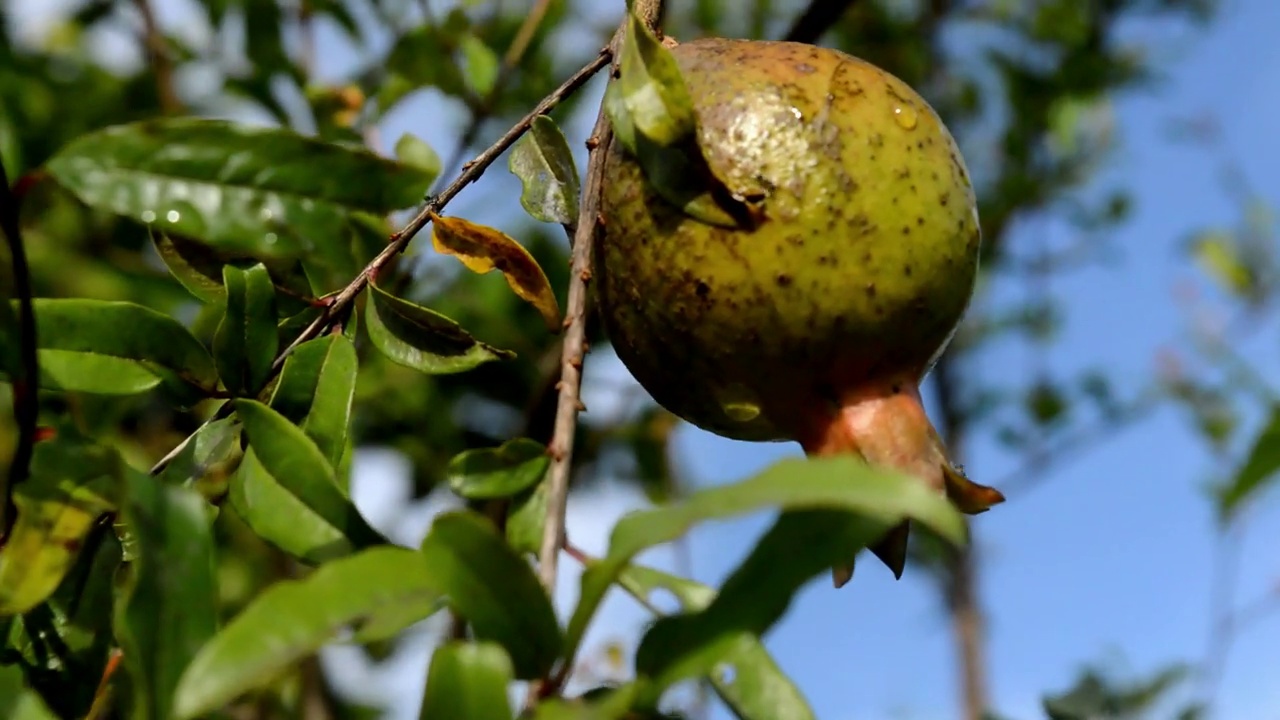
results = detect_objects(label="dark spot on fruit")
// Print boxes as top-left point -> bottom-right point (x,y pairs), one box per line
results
902,225 -> 910,235
776,273 -> 793,287
940,193 -> 951,206
903,264 -> 913,276
917,216 -> 925,226
696,281 -> 710,297
865,283 -> 877,297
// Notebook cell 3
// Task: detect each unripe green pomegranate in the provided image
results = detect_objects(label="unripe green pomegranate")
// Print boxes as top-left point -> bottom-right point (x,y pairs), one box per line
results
594,37 -> 1003,584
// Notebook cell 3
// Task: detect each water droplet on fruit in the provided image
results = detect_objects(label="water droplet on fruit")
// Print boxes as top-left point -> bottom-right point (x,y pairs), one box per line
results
140,210 -> 156,223
893,104 -> 919,130
718,384 -> 763,422
166,209 -> 180,223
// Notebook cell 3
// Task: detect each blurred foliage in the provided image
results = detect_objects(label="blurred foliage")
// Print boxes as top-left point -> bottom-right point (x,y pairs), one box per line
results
0,0 -> 1276,718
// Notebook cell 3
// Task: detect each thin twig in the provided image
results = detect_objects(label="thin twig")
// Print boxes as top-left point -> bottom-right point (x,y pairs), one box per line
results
131,0 -> 181,114
436,0 -> 557,190
1,160 -> 38,537
782,0 -> 859,44
149,48 -> 613,477
533,0 -> 664,701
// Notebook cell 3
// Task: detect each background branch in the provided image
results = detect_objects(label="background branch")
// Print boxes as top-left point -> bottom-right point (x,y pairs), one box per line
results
131,0 -> 181,114
782,0 -> 859,44
0,158 -> 38,537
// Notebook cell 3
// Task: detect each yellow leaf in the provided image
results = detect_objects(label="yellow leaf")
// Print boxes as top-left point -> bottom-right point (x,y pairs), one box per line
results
430,213 -> 561,332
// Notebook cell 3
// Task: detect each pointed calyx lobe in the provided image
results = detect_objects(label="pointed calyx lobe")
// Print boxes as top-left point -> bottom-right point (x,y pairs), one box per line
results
795,373 -> 1004,586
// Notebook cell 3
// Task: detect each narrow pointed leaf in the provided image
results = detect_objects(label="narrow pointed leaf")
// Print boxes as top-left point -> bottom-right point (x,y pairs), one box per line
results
116,472 -> 218,720
2,526 -> 121,719
0,299 -> 218,395
173,546 -> 443,719
617,13 -> 694,145
1217,403 -> 1280,519
394,133 -> 442,180
45,118 -> 436,258
230,449 -> 355,562
366,281 -> 514,374
419,511 -> 562,679
616,565 -> 815,720
505,480 -> 548,556
429,213 -> 561,331
0,666 -> 59,720
508,115 -> 581,225
635,510 -> 882,701
602,81 -> 741,230
213,263 -> 279,395
459,34 -> 500,98
0,436 -> 123,614
270,334 -> 359,469
157,416 -> 243,500
233,400 -> 386,557
418,641 -> 515,720
563,456 -> 965,669
447,438 -> 549,500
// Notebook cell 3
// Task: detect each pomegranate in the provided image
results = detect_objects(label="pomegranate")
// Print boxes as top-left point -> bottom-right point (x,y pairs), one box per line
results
594,37 -> 1003,585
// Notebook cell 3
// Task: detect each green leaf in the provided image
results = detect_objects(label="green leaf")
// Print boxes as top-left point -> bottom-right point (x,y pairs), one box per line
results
366,281 -> 514,374
419,511 -> 562,679
616,565 -> 814,720
506,480 -> 549,556
153,231 -> 228,303
394,132 -> 443,181
0,299 -> 218,396
634,511 -> 879,703
0,665 -> 60,720
213,263 -> 279,396
508,115 -> 581,225
418,641 -> 515,720
269,334 -> 359,470
0,436 -> 123,614
3,525 -> 121,719
173,546 -> 443,719
603,81 -> 741,230
459,34 -> 500,98
563,456 -> 966,672
617,13 -> 694,145
1217,403 -> 1280,519
157,415 -> 244,501
153,232 -> 318,311
116,472 -> 219,720
232,400 -> 385,560
45,118 -> 435,259
529,683 -> 642,720
447,438 -> 549,500
380,26 -> 469,113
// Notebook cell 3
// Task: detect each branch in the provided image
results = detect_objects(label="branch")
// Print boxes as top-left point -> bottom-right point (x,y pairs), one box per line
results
131,0 -> 181,114
534,0 -> 665,697
1,161 -> 38,537
782,0 -> 859,44
149,48 -> 613,477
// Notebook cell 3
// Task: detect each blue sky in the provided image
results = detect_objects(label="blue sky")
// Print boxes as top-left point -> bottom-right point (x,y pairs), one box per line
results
7,0 -> 1280,718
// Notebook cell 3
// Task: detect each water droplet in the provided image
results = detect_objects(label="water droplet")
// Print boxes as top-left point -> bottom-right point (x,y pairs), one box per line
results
893,104 -> 919,130
722,402 -> 761,422
264,232 -> 278,245
140,210 -> 156,223
165,209 -> 180,223
260,208 -> 274,221
789,106 -> 803,121
717,384 -> 762,422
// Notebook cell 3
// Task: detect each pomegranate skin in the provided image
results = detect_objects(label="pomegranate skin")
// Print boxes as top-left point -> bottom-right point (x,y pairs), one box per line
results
594,38 -> 981,444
